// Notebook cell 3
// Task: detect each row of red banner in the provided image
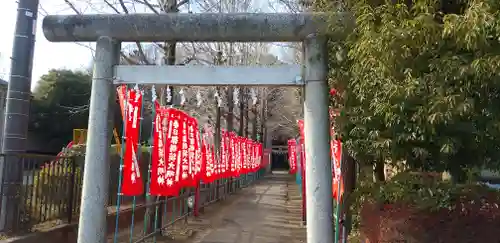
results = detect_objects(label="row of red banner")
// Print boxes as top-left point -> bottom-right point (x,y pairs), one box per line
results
117,86 -> 266,197
288,120 -> 343,200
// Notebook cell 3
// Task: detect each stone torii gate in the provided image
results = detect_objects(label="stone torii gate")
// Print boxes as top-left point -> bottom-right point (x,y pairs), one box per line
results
42,12 -> 353,243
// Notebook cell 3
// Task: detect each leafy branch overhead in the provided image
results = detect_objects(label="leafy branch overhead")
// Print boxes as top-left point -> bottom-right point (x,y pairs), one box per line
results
321,0 -> 500,176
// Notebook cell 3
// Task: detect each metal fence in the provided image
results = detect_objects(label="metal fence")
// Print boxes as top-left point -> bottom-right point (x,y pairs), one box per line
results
0,153 -> 82,234
116,171 -> 264,243
0,152 -> 266,236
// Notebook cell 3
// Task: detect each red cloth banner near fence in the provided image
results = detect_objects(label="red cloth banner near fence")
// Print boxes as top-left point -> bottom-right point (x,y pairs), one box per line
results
202,130 -> 215,183
244,139 -> 249,173
186,116 -> 198,187
231,134 -> 241,177
149,101 -> 163,195
288,139 -> 297,174
225,133 -> 231,177
251,142 -> 256,172
150,103 -> 177,196
193,120 -> 203,183
297,120 -> 306,166
241,138 -> 248,174
249,141 -> 255,172
220,130 -> 228,178
253,142 -> 260,172
178,111 -> 191,187
297,119 -> 307,222
120,87 -> 144,196
247,140 -> 253,173
236,137 -> 242,175
164,108 -> 182,196
248,139 -> 253,173
228,132 -> 235,177
255,142 -> 262,172
331,139 -> 343,200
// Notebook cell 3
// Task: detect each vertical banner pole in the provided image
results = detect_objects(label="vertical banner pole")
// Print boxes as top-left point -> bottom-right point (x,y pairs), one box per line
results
334,144 -> 343,242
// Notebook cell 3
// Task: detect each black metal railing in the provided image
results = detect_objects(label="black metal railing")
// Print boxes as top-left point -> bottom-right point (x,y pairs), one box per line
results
0,153 -> 82,234
0,151 -> 267,236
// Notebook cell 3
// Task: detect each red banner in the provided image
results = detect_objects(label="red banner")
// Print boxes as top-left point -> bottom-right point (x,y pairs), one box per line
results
252,142 -> 256,171
149,102 -> 163,195
202,130 -> 215,183
186,116 -> 198,187
332,139 -> 343,200
236,137 -> 243,176
193,120 -> 202,183
150,103 -> 177,196
201,137 -> 208,181
233,136 -> 239,176
220,130 -> 228,178
226,132 -> 231,177
288,139 -> 297,174
120,88 -> 144,196
252,142 -> 259,172
164,108 -> 182,196
297,120 -> 306,166
258,143 -> 264,169
177,111 -> 191,187
247,139 -> 253,173
170,111 -> 185,188
228,132 -> 235,177
240,138 -> 247,174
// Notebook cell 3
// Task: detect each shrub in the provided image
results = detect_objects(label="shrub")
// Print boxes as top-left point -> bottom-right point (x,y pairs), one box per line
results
31,157 -> 81,213
351,172 -> 500,242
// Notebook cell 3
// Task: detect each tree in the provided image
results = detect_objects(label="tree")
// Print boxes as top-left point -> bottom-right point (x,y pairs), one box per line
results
53,0 -> 302,237
320,0 -> 500,181
29,69 -> 92,152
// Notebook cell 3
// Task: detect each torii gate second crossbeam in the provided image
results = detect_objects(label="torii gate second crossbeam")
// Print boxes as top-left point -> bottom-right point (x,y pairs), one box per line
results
42,12 -> 353,243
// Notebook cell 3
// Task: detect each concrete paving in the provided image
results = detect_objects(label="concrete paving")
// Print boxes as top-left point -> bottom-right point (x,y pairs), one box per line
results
186,172 -> 306,243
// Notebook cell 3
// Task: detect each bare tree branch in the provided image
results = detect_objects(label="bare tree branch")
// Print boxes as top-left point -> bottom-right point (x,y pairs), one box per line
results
103,0 -> 122,13
63,0 -> 81,14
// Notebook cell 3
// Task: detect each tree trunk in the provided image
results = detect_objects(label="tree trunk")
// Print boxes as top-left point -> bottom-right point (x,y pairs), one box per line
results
373,160 -> 385,182
341,152 -> 357,237
244,100 -> 249,137
239,88 -> 245,136
260,90 -> 267,143
251,106 -> 258,140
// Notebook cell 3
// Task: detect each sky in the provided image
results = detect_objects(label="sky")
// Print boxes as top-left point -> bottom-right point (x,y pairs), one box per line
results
0,0 -> 94,90
0,0 -> 291,90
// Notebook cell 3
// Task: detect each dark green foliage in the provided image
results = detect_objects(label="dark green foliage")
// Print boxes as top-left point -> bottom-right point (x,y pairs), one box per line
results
320,0 -> 500,176
29,69 -> 92,152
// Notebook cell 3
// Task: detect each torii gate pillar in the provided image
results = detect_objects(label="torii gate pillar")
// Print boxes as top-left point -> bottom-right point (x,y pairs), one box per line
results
303,35 -> 333,243
42,12 -> 353,243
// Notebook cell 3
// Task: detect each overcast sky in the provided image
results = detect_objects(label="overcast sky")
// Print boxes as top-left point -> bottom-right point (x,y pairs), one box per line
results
0,0 -> 94,89
0,0 -> 292,90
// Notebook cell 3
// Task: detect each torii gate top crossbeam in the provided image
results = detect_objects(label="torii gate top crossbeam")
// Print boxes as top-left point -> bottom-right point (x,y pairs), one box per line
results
42,12 -> 353,42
